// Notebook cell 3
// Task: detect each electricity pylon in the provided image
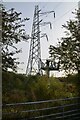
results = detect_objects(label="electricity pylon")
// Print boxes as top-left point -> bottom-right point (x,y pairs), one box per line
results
26,5 -> 55,75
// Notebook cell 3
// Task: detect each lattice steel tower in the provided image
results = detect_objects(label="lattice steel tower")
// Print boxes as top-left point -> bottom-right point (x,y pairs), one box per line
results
26,5 -> 42,75
26,5 -> 55,75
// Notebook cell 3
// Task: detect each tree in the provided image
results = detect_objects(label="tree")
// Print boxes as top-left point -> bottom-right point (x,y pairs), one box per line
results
1,5 -> 30,71
49,9 -> 80,75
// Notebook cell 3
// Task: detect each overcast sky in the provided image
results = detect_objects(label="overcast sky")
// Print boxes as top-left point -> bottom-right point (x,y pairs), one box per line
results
4,1 -> 79,76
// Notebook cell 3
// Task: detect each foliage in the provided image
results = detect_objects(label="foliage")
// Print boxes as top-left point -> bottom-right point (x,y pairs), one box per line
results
2,72 -> 78,104
1,5 -> 29,71
49,9 -> 80,75
2,72 -> 79,119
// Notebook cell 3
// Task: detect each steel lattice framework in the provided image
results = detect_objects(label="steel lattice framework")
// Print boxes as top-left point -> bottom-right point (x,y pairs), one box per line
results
26,5 -> 55,76
26,5 -> 42,75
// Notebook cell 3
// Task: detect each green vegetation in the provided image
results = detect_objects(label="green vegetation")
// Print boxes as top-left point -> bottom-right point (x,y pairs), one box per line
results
49,9 -> 80,96
49,9 -> 80,75
2,71 -> 79,119
2,5 -> 29,71
2,71 -> 78,104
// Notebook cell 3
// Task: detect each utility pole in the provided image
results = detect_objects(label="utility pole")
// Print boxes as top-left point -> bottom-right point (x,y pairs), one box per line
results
26,5 -> 55,76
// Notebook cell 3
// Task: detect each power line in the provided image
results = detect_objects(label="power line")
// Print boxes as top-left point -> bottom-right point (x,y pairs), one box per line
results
55,5 -> 78,22
50,4 -> 78,47
39,3 -> 62,32
39,2 -> 62,18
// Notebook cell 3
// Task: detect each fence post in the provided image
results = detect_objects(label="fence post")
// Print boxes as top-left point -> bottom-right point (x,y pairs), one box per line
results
62,105 -> 64,120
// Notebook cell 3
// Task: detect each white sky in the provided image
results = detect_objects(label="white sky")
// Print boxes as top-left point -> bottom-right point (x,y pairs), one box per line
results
3,0 -> 80,2
3,1 -> 79,76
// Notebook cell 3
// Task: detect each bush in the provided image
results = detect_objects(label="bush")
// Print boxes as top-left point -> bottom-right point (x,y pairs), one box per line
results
2,71 -> 78,104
